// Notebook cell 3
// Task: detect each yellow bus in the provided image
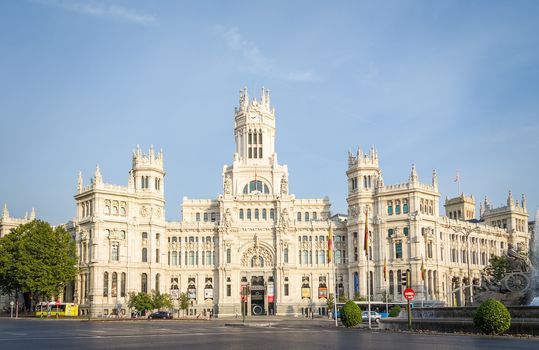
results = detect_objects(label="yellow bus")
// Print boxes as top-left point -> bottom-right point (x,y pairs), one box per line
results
36,302 -> 79,317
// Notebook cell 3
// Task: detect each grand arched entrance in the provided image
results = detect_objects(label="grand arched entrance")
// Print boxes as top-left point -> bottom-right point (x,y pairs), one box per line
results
240,240 -> 275,316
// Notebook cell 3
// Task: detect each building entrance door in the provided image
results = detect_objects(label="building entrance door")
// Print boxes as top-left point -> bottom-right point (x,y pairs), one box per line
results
250,276 -> 265,315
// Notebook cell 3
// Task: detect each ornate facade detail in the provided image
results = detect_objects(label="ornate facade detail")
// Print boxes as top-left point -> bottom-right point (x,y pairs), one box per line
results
241,242 -> 274,267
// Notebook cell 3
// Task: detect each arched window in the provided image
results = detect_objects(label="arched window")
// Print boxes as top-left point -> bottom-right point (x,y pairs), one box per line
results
239,209 -> 244,220
171,251 -> 178,265
189,251 -> 195,265
262,208 -> 267,220
141,273 -> 148,293
403,199 -> 409,214
247,209 -> 251,220
111,272 -> 117,297
297,212 -> 302,221
121,272 -> 126,297
304,212 -> 309,221
242,180 -> 270,194
395,200 -> 401,214
312,212 -> 317,221
270,209 -> 275,220
254,208 -> 259,220
142,248 -> 148,262
103,272 -> 109,297
284,248 -> 289,263
105,205 -> 111,215
387,201 -> 393,215
302,250 -> 308,265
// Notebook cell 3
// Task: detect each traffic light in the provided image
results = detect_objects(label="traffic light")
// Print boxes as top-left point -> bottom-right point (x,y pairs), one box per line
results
401,271 -> 408,287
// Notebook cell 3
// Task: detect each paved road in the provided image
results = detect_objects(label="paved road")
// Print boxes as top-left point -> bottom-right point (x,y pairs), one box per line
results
0,318 -> 537,350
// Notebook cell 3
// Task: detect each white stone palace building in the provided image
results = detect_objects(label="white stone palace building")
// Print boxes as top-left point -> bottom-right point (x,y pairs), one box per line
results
16,87 -> 528,317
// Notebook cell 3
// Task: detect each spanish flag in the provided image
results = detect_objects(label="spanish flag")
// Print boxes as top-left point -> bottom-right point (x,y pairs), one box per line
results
364,210 -> 369,255
328,224 -> 333,263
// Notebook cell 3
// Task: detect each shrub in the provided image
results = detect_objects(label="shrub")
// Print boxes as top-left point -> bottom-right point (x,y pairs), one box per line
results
341,300 -> 361,328
389,305 -> 401,317
473,299 -> 511,335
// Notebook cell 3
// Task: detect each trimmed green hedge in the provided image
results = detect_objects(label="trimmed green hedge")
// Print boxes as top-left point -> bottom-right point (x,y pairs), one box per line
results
341,300 -> 361,328
473,299 -> 511,335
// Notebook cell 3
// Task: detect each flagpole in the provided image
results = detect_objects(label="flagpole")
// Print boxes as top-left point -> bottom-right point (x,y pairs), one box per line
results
366,209 -> 371,330
329,221 -> 337,327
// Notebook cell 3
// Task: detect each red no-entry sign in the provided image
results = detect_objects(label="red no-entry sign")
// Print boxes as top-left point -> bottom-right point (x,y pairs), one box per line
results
403,288 -> 415,300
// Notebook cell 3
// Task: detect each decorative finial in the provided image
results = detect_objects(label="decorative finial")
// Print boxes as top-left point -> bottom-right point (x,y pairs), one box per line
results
2,203 -> 9,220
432,169 -> 438,189
77,171 -> 83,192
507,190 -> 513,207
409,163 -> 418,184
30,208 -> 35,221
149,144 -> 155,160
521,194 -> 526,209
94,164 -> 103,185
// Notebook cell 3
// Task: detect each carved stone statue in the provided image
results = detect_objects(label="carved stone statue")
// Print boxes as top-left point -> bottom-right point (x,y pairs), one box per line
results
280,208 -> 290,228
223,208 -> 232,228
506,244 -> 531,272
224,175 -> 232,195
280,175 -> 288,195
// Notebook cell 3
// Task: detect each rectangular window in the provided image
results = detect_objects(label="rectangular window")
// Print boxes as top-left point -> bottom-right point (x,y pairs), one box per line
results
142,248 -> 147,262
297,212 -> 301,221
403,227 -> 409,236
284,284 -> 289,296
111,244 -> 119,261
395,242 -> 403,259
226,248 -> 231,264
156,249 -> 159,263
203,213 -> 208,222
227,284 -> 231,297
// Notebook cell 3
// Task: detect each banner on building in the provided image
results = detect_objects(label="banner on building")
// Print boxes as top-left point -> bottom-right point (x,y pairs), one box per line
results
267,282 -> 274,303
170,289 -> 179,300
318,287 -> 328,299
188,288 -> 196,299
301,287 -> 310,299
204,288 -> 213,299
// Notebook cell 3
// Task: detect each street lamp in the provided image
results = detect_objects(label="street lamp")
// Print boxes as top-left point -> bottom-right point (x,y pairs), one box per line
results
452,226 -> 479,306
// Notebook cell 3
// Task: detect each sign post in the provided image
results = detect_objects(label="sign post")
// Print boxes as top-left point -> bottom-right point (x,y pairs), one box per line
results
10,301 -> 14,318
403,285 -> 415,330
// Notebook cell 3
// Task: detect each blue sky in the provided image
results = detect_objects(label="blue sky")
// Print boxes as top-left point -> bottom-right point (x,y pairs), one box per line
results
1,0 -> 538,224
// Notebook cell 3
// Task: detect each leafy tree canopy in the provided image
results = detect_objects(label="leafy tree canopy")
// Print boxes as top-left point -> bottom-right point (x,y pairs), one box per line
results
0,220 -> 77,300
128,292 -> 153,313
179,292 -> 190,312
485,255 -> 509,283
151,290 -> 172,310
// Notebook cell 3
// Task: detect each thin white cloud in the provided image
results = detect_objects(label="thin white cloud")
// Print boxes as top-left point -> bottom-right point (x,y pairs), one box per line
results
216,25 -> 320,81
35,0 -> 156,25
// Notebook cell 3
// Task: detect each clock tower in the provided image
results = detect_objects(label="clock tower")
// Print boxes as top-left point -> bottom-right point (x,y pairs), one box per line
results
223,87 -> 287,197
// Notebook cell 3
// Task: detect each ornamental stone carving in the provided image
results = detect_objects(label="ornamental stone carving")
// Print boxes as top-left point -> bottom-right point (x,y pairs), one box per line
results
280,175 -> 288,195
224,175 -> 232,195
241,243 -> 274,267
140,205 -> 149,217
280,208 -> 290,228
223,208 -> 232,228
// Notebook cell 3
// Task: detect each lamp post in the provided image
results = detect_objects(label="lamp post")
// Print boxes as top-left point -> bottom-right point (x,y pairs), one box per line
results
452,226 -> 478,306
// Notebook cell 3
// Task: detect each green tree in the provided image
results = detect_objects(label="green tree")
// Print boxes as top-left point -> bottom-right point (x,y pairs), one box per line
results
0,220 -> 77,301
128,292 -> 153,315
485,256 -> 509,283
179,292 -> 190,316
151,290 -> 172,310
326,294 -> 335,316
341,300 -> 361,328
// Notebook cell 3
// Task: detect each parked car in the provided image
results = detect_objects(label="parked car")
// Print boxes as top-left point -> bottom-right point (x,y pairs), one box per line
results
361,311 -> 381,322
147,311 -> 173,320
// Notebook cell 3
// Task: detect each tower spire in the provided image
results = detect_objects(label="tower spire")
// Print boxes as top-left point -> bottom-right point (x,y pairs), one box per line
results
77,171 -> 83,193
94,164 -> 103,185
409,164 -> 418,184
432,169 -> 438,190
30,208 -> 35,221
507,190 -> 513,207
2,203 -> 8,220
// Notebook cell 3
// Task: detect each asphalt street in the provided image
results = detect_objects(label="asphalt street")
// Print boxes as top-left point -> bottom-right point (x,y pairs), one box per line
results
0,318 -> 537,350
